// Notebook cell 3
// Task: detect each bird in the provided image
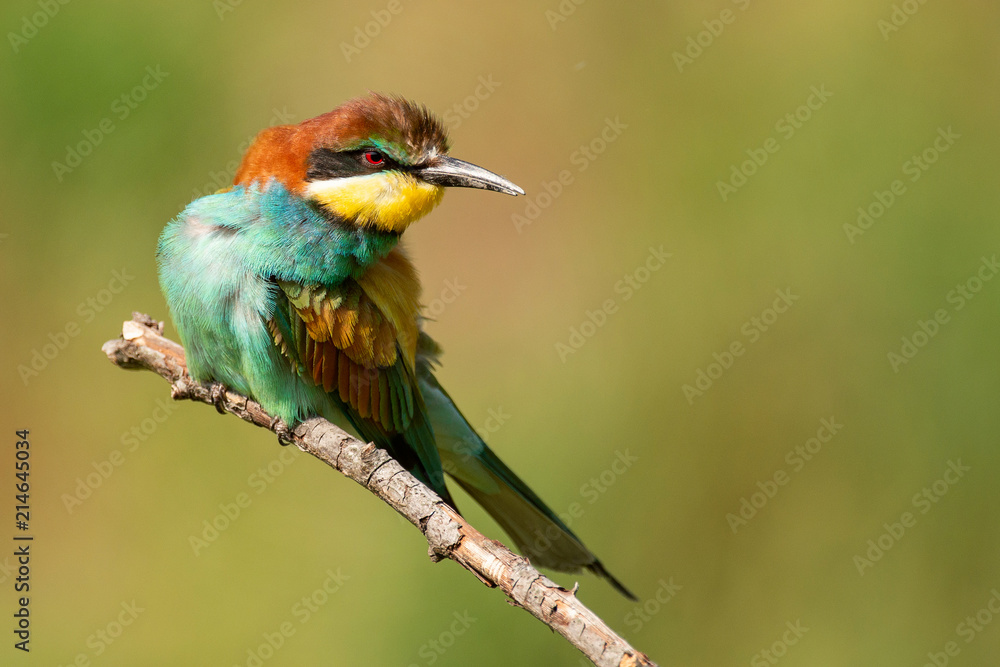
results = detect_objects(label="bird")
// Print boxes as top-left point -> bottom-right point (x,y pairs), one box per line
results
157,92 -> 634,600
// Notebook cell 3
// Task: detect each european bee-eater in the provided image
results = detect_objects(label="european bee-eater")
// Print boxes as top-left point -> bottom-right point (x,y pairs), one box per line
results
157,93 -> 633,599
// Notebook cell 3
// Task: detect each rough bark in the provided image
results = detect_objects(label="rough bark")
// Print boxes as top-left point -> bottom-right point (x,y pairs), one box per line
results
102,313 -> 658,667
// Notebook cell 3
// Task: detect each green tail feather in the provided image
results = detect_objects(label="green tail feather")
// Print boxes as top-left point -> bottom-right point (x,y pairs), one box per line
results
416,341 -> 635,600
448,447 -> 636,600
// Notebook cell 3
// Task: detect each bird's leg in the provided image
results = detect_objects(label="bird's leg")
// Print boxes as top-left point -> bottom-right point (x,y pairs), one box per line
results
271,416 -> 292,446
210,383 -> 228,414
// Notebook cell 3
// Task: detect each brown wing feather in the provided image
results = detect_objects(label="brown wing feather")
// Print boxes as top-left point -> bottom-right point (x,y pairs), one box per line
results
273,279 -> 416,433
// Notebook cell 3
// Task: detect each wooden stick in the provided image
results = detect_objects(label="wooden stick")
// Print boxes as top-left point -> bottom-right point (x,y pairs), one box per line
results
102,313 -> 657,667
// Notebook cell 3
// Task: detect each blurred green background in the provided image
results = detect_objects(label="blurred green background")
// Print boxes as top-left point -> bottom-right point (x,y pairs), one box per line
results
2,1 -> 999,665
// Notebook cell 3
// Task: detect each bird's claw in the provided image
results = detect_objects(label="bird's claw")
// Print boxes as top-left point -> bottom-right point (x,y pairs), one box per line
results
272,416 -> 292,446
210,383 -> 227,414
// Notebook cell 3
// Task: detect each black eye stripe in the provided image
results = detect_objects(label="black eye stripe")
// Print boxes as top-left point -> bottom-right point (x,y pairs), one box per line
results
306,147 -> 399,181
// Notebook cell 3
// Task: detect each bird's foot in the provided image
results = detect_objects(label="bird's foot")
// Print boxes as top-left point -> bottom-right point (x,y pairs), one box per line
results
210,383 -> 228,414
272,416 -> 292,446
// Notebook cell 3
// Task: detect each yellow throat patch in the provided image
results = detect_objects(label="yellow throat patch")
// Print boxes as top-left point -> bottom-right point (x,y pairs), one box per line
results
305,171 -> 444,233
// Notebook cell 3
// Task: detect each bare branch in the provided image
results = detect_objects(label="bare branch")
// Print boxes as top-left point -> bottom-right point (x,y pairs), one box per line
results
102,313 -> 658,667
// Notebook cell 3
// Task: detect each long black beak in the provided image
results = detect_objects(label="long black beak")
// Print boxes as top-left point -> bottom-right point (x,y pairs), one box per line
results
415,156 -> 524,196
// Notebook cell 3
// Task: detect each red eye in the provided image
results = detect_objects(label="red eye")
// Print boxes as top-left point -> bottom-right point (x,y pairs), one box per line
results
363,151 -> 385,166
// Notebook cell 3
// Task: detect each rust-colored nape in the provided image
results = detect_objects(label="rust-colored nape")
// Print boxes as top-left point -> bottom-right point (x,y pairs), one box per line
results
233,125 -> 312,193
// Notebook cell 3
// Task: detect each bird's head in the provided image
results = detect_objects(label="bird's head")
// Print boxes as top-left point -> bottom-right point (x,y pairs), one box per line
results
233,93 -> 523,233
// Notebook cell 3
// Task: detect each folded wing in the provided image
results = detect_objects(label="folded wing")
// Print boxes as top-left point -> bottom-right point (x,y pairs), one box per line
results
268,275 -> 452,504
